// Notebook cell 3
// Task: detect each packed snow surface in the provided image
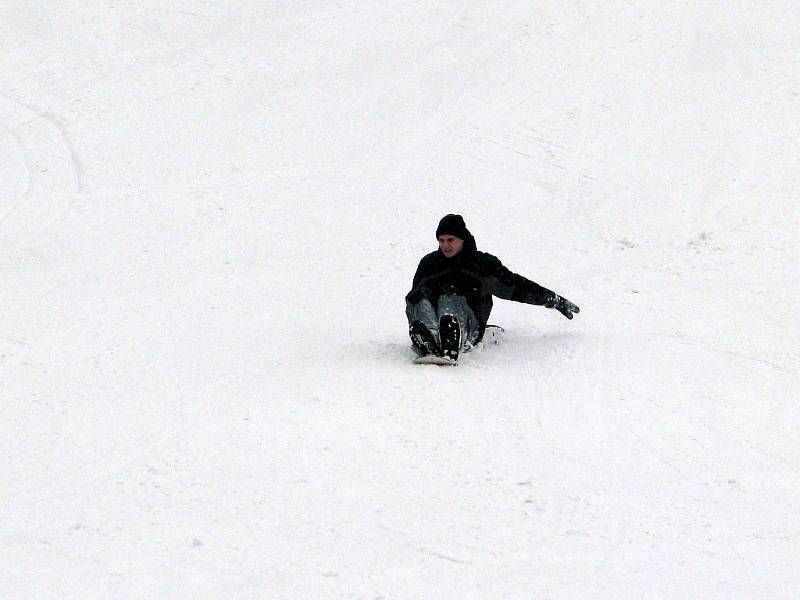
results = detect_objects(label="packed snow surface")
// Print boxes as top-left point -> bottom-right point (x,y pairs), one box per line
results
2,2 -> 799,598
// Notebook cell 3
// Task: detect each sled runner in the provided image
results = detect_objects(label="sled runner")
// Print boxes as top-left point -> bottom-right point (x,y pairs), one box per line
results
413,355 -> 458,366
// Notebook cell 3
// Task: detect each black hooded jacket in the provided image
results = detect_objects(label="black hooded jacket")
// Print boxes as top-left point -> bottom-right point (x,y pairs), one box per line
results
406,231 -> 554,339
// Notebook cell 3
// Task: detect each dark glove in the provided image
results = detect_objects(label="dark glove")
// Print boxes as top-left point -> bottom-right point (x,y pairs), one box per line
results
545,293 -> 580,320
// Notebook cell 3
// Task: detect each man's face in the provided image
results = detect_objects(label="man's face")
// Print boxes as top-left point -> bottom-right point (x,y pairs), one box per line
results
438,234 -> 464,258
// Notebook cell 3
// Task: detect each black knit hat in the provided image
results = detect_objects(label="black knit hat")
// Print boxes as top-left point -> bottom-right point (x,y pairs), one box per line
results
435,214 -> 469,240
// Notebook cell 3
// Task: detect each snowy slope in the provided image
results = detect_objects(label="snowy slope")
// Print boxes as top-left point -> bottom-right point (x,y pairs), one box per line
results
2,2 -> 799,598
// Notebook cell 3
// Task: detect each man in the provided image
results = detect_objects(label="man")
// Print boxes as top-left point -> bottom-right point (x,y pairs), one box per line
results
405,214 -> 580,360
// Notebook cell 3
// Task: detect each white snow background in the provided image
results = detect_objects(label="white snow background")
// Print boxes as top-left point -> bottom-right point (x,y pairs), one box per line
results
2,2 -> 799,598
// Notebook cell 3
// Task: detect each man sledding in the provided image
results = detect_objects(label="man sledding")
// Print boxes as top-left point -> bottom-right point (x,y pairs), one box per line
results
405,214 -> 580,363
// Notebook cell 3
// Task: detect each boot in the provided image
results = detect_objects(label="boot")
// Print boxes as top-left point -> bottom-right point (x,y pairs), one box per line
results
438,315 -> 462,361
409,321 -> 441,356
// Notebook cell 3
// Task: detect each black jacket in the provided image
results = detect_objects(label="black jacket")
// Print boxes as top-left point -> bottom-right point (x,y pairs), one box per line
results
406,232 -> 554,339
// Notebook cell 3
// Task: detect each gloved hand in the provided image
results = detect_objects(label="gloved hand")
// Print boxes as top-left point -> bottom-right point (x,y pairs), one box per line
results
545,293 -> 580,320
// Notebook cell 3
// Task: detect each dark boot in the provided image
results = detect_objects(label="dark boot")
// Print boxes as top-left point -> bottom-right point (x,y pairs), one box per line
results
409,321 -> 441,356
438,315 -> 462,361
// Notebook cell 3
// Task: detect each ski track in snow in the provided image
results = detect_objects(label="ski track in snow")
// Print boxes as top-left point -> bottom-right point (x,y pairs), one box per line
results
1,1 -> 799,598
0,95 -> 84,252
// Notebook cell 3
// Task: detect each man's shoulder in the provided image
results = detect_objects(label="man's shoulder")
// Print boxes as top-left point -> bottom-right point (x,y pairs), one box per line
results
473,249 -> 499,260
415,251 -> 442,272
471,250 -> 503,268
417,249 -> 502,270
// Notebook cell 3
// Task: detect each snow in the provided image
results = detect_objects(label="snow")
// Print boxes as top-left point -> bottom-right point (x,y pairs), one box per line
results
1,1 -> 799,597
